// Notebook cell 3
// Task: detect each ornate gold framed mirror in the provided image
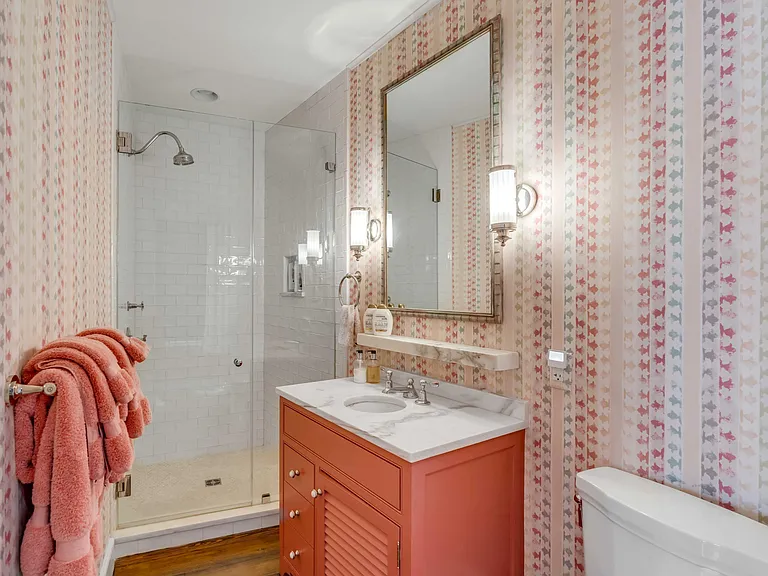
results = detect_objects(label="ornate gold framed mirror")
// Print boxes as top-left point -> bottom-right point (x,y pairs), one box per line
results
381,16 -> 502,322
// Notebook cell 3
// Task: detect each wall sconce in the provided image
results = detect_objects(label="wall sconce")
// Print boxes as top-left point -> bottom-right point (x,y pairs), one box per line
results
488,165 -> 538,246
297,243 -> 308,266
386,211 -> 393,253
306,230 -> 321,261
350,207 -> 381,260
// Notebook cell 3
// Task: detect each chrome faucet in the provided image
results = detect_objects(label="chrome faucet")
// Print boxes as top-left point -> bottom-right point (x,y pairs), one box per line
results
382,370 -> 419,399
415,379 -> 440,405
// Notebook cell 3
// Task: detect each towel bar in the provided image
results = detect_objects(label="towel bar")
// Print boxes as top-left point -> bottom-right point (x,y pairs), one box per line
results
4,375 -> 57,405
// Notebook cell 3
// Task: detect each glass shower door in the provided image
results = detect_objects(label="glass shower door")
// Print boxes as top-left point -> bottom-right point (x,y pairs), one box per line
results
116,102 -> 255,526
386,152 -> 439,309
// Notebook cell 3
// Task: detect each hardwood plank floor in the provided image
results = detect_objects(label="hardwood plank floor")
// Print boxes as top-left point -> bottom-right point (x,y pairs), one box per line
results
114,526 -> 280,576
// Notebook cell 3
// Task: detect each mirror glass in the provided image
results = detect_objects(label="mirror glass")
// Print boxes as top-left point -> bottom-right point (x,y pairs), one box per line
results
384,29 -> 495,316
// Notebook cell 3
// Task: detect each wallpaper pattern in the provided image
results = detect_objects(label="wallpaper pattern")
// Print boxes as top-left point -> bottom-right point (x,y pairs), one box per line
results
0,0 -> 113,573
451,119 -> 493,313
349,0 -> 768,574
348,0 -> 552,573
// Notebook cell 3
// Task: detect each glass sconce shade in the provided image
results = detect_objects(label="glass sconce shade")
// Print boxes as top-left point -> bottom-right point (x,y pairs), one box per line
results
350,207 -> 382,260
350,208 -> 369,250
298,243 -> 308,266
307,230 -> 321,260
489,165 -> 518,233
487,165 -> 538,247
386,211 -> 393,251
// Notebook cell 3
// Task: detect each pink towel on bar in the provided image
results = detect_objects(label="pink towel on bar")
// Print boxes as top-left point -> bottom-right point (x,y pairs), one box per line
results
15,328 -> 152,576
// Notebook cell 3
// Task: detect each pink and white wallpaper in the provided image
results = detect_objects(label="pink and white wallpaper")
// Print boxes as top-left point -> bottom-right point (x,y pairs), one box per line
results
0,0 -> 113,573
451,119 -> 493,313
349,0 -> 768,574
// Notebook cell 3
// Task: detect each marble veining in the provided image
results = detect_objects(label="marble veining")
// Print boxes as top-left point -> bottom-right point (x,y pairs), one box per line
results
276,371 -> 528,462
356,333 -> 520,371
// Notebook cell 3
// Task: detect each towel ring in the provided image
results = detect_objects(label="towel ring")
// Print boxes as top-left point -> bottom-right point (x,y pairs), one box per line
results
338,272 -> 362,307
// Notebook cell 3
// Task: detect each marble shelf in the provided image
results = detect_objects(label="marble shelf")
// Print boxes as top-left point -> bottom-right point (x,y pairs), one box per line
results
356,333 -> 519,371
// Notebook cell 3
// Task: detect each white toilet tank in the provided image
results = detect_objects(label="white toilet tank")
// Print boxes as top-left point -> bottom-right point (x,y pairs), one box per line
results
577,467 -> 768,576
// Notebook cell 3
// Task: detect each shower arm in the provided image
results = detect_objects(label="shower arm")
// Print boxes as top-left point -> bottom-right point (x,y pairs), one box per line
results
129,130 -> 186,155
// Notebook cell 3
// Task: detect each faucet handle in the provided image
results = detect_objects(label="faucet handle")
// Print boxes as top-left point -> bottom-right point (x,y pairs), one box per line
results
382,370 -> 395,394
416,379 -> 439,405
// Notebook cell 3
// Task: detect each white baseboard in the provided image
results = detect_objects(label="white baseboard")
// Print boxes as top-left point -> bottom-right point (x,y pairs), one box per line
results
112,502 -> 279,559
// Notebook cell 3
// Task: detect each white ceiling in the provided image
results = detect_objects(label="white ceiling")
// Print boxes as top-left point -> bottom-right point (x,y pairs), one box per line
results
113,0 -> 433,122
386,33 -> 491,142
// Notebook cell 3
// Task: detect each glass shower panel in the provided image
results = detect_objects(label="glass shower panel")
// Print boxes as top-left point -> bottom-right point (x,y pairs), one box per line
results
386,152 -> 439,309
262,125 -> 336,452
117,102 -> 255,526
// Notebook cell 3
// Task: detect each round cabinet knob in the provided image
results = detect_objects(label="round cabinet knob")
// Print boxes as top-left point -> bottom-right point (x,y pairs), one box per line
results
289,550 -> 300,559
289,509 -> 300,518
311,488 -> 323,498
288,469 -> 300,478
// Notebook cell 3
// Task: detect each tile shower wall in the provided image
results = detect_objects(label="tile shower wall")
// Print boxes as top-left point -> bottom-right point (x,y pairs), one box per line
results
118,103 -> 262,464
263,71 -> 346,445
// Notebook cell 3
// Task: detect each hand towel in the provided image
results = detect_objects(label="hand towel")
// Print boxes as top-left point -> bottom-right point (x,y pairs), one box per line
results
337,305 -> 361,348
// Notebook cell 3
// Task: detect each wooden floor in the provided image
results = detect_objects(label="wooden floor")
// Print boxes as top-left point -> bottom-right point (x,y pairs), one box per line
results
114,526 -> 280,576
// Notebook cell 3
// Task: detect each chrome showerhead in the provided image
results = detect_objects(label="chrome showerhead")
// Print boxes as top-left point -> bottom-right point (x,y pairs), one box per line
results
173,150 -> 194,166
119,130 -> 194,167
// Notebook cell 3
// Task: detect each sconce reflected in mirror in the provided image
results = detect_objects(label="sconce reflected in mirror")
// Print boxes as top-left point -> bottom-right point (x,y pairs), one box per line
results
298,243 -> 308,266
350,207 -> 382,260
307,230 -> 321,261
489,165 -> 538,247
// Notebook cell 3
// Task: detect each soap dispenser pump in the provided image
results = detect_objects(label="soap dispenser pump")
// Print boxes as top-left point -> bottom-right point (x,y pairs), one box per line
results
353,350 -> 367,383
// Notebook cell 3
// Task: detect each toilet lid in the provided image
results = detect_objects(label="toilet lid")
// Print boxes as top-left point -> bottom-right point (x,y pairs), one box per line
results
576,467 -> 768,576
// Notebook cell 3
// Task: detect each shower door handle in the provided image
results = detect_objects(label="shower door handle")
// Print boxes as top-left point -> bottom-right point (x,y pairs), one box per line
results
120,301 -> 145,311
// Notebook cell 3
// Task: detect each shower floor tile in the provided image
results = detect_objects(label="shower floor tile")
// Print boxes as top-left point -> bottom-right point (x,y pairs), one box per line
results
118,446 -> 280,528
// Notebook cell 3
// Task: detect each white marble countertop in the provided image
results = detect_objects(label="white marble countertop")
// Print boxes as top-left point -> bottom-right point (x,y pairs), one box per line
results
276,372 -> 528,463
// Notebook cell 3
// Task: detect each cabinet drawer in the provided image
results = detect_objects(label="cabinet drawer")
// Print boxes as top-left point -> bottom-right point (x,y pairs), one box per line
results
283,443 -> 315,501
283,524 -> 314,576
283,404 -> 402,510
283,481 -> 314,544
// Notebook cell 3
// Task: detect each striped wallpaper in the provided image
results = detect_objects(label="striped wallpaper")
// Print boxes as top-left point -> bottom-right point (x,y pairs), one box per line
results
348,0 -> 768,574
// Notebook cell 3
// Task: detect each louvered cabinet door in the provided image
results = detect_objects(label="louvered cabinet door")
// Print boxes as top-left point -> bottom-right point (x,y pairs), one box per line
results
315,471 -> 401,576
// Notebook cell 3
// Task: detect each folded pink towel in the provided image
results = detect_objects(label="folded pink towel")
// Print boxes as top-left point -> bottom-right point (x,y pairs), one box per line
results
41,338 -> 133,404
77,328 -> 150,363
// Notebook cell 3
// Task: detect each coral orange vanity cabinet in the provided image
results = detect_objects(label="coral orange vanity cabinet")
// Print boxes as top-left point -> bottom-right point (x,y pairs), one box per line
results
279,398 -> 525,576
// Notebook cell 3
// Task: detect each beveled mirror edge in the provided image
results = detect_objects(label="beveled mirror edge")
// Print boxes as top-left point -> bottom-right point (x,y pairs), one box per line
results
380,15 -> 503,323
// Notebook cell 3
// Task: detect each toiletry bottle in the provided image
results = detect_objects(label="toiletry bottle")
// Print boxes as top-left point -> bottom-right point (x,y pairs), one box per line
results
353,350 -> 367,383
366,350 -> 381,384
363,304 -> 377,335
373,304 -> 394,336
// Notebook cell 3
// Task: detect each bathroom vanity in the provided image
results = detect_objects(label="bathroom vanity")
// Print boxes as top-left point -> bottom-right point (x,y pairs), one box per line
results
276,376 -> 527,576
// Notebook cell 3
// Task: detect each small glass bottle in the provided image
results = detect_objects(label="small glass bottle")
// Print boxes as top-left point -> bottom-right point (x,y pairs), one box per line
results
353,350 -> 367,383
366,350 -> 381,384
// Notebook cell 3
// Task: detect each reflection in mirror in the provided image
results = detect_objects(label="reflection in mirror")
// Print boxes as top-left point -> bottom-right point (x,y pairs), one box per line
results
384,26 -> 495,316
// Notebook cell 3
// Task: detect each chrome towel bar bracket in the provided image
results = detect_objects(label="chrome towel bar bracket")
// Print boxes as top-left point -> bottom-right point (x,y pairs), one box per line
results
4,375 -> 57,406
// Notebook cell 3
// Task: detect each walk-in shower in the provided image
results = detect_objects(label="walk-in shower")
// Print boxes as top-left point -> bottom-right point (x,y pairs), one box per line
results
116,102 -> 337,528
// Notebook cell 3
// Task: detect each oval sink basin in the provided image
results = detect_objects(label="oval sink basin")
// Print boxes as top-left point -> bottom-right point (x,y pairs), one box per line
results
344,395 -> 407,414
